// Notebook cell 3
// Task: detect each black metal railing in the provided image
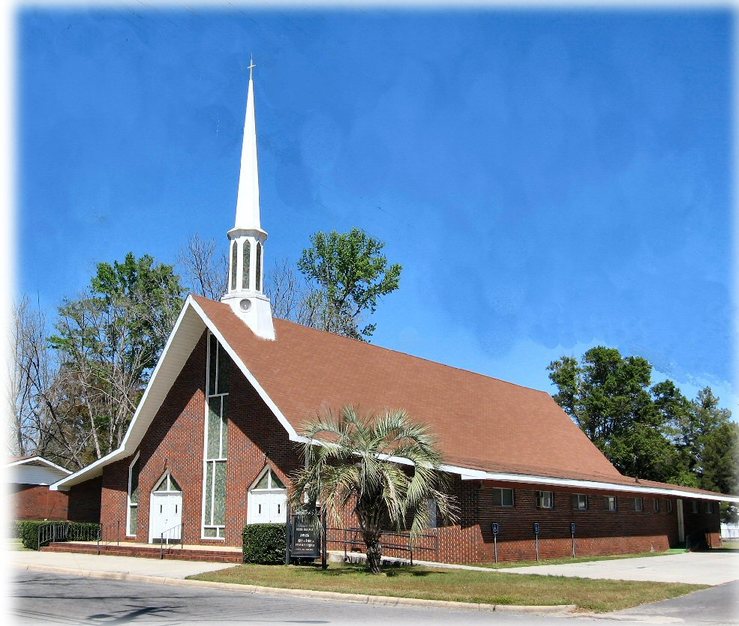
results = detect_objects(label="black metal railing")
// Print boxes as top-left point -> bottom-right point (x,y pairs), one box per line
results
37,522 -> 101,550
158,523 -> 185,559
327,527 -> 439,566
96,520 -> 124,553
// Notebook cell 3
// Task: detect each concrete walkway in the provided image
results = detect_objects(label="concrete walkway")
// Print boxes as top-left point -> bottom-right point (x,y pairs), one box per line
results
11,549 -> 228,579
503,551 -> 739,585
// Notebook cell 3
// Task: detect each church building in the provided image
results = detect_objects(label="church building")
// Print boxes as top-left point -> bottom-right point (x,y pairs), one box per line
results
52,63 -> 736,564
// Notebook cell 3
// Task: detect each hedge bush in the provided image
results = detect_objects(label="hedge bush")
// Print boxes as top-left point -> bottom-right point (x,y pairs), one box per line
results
16,520 -> 100,550
242,523 -> 286,564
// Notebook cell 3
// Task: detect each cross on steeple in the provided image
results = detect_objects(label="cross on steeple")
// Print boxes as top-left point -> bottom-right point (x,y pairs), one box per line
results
248,56 -> 256,79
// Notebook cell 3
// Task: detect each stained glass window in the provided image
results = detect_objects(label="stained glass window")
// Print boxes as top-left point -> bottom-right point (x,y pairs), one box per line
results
203,331 -> 229,539
127,454 -> 140,536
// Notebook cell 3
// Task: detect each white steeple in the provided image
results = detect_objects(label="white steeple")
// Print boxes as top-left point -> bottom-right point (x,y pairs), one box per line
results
221,58 -> 275,341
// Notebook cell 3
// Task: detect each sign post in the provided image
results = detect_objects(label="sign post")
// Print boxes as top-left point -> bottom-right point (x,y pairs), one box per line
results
533,522 -> 540,562
491,522 -> 499,564
570,522 -> 576,558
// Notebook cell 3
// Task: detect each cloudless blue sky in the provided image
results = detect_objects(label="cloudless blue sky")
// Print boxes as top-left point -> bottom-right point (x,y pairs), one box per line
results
17,7 -> 735,411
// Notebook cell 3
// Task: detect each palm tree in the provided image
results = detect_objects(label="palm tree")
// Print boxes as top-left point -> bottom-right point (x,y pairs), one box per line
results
289,406 -> 458,574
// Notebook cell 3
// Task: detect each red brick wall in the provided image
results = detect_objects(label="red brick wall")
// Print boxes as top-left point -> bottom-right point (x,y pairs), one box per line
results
12,484 -> 68,520
99,331 -> 302,546
68,477 -> 102,523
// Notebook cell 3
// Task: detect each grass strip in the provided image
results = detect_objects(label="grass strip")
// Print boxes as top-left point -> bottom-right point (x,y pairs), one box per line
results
188,561 -> 704,613
469,548 -> 687,569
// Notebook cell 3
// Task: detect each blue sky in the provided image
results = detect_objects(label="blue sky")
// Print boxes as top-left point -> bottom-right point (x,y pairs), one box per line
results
17,7 -> 735,411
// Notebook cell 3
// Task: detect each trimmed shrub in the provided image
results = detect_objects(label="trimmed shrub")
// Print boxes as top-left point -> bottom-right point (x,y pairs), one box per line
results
242,523 -> 286,564
16,520 -> 100,550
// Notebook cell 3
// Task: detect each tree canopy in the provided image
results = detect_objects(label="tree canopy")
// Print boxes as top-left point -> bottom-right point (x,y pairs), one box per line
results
548,346 -> 738,509
45,253 -> 185,464
297,228 -> 402,340
289,407 -> 458,573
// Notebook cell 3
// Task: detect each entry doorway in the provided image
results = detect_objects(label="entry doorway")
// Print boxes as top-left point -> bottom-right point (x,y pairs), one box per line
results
247,467 -> 287,524
149,472 -> 183,543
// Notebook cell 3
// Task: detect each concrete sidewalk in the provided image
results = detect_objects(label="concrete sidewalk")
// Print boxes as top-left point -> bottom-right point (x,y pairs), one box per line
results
10,549 -> 228,579
503,551 -> 739,585
9,550 -> 575,616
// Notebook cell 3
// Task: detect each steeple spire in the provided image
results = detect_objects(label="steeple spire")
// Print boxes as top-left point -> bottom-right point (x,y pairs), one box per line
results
221,58 -> 275,340
234,55 -> 262,232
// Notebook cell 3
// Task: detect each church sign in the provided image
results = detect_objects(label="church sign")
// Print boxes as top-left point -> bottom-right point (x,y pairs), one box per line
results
290,516 -> 321,558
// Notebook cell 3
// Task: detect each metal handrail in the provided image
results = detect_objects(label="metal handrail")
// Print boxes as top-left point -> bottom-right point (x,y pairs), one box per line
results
159,522 -> 185,559
37,522 -> 102,550
96,520 -> 122,553
328,526 -> 439,566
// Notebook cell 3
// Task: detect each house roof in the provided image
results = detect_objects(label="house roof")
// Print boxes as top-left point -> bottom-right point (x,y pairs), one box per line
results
52,295 -> 739,502
6,456 -> 72,475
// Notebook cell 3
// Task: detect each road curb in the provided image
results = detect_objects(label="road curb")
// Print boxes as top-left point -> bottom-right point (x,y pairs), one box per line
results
16,563 -> 577,615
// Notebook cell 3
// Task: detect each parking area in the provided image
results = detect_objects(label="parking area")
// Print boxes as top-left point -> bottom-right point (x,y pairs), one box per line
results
504,550 -> 739,585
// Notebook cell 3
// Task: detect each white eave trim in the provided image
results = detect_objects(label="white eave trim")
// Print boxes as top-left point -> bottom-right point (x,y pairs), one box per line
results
189,297 -> 302,443
451,466 -> 739,502
7,456 -> 72,475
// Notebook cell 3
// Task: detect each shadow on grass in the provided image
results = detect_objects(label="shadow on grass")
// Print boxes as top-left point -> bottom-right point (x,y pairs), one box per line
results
290,563 -> 435,577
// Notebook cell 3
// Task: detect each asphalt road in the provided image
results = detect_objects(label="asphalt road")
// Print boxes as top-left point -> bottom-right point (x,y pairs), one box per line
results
9,570 -> 739,625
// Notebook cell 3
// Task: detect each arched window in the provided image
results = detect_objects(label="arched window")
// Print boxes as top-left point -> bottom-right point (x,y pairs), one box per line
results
255,242 -> 262,291
242,240 -> 251,290
230,241 -> 237,291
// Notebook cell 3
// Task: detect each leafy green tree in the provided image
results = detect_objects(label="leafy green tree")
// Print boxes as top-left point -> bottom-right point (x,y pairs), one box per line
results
297,228 -> 401,340
548,347 -> 737,497
548,347 -> 674,479
290,407 -> 458,574
50,253 -> 184,461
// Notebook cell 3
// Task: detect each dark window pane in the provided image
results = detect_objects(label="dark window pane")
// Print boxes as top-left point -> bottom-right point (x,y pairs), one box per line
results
256,242 -> 262,291
230,242 -> 237,290
242,241 -> 251,290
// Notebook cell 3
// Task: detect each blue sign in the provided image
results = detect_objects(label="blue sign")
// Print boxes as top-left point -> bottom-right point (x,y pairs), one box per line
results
533,522 -> 540,535
570,522 -> 576,535
492,522 -> 499,536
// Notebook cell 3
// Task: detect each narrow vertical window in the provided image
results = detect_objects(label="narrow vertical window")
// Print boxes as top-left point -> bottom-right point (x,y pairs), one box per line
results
255,242 -> 262,291
230,241 -> 237,291
127,452 -> 140,536
242,240 -> 251,290
202,331 -> 229,539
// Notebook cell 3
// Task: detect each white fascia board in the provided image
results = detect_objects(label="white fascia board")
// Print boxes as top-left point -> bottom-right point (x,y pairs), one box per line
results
52,297 -> 203,491
7,456 -> 72,475
453,466 -> 739,502
189,298 -> 301,443
50,448 -> 126,491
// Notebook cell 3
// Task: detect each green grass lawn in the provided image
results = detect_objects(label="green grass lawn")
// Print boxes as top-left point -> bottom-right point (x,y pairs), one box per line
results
470,548 -> 686,569
721,540 -> 739,550
189,562 -> 705,613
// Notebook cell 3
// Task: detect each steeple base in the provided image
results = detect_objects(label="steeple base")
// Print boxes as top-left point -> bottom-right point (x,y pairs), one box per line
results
221,292 -> 275,341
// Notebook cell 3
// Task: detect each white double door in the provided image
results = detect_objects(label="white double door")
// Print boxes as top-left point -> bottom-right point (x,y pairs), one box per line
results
149,492 -> 183,543
248,490 -> 287,524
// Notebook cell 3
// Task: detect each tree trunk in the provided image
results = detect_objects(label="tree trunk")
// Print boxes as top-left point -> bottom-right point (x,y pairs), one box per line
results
363,530 -> 383,574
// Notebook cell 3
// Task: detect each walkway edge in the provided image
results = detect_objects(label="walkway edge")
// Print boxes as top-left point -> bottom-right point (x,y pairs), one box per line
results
16,563 -> 576,615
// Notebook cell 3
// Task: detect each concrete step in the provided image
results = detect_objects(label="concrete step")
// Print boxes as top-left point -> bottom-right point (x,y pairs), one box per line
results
40,542 -> 242,563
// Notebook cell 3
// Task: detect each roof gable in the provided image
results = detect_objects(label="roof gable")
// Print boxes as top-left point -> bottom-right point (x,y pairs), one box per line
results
193,295 -> 622,483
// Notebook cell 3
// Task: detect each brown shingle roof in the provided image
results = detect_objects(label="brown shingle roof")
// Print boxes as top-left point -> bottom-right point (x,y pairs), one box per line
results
194,296 -> 623,483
